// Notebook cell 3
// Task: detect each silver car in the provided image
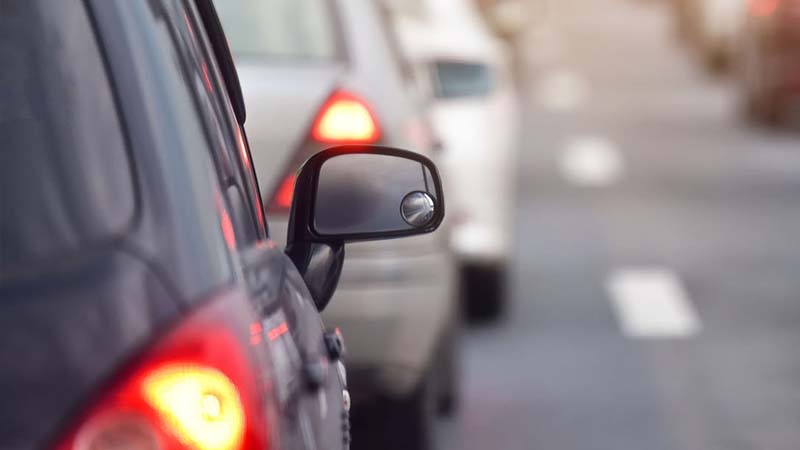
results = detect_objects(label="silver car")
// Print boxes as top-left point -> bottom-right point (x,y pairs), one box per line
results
215,1 -> 459,448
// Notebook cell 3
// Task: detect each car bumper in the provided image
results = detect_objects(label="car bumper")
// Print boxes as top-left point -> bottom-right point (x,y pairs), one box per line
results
324,246 -> 456,398
450,219 -> 510,265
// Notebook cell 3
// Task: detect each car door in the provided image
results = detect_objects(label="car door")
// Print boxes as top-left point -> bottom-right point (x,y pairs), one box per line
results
181,1 -> 349,449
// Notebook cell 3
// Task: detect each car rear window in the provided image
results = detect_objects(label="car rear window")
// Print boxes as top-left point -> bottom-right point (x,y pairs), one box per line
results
432,61 -> 494,99
215,0 -> 341,61
0,0 -> 135,273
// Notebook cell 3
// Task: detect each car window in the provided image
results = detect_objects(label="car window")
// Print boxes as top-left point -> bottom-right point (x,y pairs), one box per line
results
432,61 -> 494,99
0,0 -> 135,273
215,0 -> 341,61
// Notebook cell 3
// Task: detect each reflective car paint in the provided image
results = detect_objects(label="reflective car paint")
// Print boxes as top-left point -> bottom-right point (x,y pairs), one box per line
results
0,1 -> 347,449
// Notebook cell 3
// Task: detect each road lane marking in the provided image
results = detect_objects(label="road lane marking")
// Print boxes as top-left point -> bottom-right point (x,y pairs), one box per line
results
607,269 -> 701,338
559,136 -> 624,186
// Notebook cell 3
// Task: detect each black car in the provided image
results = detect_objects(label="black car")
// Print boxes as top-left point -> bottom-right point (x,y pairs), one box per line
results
0,1 -> 444,450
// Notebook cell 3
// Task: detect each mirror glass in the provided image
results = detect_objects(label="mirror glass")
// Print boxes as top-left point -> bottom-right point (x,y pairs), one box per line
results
314,153 -> 439,236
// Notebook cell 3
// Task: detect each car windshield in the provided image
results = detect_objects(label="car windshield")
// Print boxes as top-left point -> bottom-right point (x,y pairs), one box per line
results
215,0 -> 340,61
0,0 -> 134,274
432,61 -> 493,99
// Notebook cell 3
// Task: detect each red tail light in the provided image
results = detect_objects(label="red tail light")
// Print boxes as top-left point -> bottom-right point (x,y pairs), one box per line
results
749,0 -> 781,16
54,292 -> 273,450
311,91 -> 381,144
268,174 -> 296,212
268,91 -> 380,211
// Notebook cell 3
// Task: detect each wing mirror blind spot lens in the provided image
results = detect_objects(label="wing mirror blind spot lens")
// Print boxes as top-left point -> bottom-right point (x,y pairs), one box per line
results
400,191 -> 436,228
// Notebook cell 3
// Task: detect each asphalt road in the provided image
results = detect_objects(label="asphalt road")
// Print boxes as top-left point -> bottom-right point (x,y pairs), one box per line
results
440,1 -> 800,449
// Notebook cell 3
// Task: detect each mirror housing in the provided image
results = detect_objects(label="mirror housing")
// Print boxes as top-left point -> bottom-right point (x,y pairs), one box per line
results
285,146 -> 445,310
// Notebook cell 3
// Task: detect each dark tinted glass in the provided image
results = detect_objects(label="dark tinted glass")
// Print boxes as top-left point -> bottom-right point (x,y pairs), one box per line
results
0,0 -> 134,272
215,0 -> 340,61
433,61 -> 493,99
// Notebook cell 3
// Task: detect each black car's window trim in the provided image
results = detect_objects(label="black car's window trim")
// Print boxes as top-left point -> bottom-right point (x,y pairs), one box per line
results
192,0 -> 268,238
193,0 -> 248,125
182,0 -> 268,244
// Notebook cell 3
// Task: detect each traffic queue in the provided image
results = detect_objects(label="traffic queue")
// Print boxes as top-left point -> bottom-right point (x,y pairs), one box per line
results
0,1 -> 521,450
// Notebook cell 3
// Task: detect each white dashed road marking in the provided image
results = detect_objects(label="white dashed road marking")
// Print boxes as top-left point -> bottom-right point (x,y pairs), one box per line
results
559,136 -> 624,186
607,268 -> 701,338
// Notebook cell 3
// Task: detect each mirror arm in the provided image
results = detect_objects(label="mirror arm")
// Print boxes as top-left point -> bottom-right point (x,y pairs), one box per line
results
285,154 -> 346,311
286,241 -> 344,312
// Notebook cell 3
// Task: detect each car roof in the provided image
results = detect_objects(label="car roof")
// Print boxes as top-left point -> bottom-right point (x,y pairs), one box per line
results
393,0 -> 505,64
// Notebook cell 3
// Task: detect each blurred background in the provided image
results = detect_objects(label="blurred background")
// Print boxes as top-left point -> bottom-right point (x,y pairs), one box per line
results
217,0 -> 800,448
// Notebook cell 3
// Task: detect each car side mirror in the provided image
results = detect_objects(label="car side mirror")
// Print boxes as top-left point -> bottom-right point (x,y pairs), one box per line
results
285,146 -> 445,310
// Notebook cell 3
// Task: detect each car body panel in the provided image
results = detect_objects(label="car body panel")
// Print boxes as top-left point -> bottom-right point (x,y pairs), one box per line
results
325,258 -> 455,396
395,4 -> 520,265
0,251 -> 181,450
242,244 -> 350,450
432,97 -> 517,262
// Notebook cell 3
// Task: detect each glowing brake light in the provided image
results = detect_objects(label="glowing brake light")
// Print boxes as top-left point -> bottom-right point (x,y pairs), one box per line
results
749,0 -> 781,16
269,91 -> 380,212
54,293 -> 272,450
269,174 -> 296,211
311,91 -> 381,144
142,364 -> 245,450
